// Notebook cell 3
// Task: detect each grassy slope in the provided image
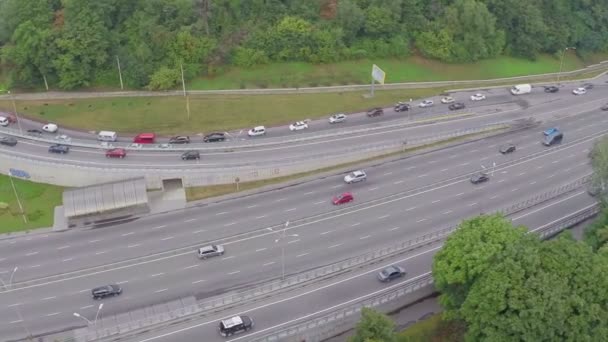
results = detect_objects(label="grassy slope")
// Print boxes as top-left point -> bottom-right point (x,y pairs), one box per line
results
0,175 -> 63,233
397,314 -> 465,342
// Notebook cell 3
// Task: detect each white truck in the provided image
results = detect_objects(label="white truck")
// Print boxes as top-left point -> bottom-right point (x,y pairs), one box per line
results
510,84 -> 532,95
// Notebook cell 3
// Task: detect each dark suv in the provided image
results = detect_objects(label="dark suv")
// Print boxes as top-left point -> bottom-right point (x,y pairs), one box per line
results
48,144 -> 69,154
219,315 -> 254,337
394,102 -> 410,112
448,102 -> 466,110
181,150 -> 200,160
91,284 -> 122,300
0,136 -> 18,146
367,107 -> 384,117
544,86 -> 559,93
203,132 -> 226,142
169,136 -> 190,144
470,172 -> 489,184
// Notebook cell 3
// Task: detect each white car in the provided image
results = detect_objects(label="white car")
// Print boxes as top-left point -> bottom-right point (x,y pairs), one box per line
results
248,126 -> 266,137
0,116 -> 8,126
54,134 -> 71,143
289,121 -> 308,131
440,96 -> 455,104
344,170 -> 367,184
470,93 -> 486,101
418,100 -> 434,108
42,123 -> 58,133
329,114 -> 346,124
129,143 -> 143,149
572,87 -> 587,95
157,143 -> 172,149
100,141 -> 114,149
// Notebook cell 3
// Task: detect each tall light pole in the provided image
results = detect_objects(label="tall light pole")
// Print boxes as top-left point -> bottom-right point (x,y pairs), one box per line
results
116,56 -> 124,90
1,267 -> 31,338
557,47 -> 576,85
7,90 -> 23,134
267,221 -> 299,281
9,174 -> 27,224
74,303 -> 103,328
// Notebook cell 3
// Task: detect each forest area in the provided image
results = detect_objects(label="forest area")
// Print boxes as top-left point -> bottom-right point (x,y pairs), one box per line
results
1,0 -> 607,90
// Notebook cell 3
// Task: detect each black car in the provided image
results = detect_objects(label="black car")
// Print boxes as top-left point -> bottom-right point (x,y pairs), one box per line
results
394,102 -> 410,112
470,172 -> 489,184
366,107 -> 384,117
169,136 -> 190,144
181,150 -> 200,160
48,144 -> 69,154
499,144 -> 516,154
448,102 -> 466,110
601,103 -> 608,111
203,132 -> 226,143
544,86 -> 559,93
91,284 -> 122,300
582,83 -> 594,90
219,315 -> 254,337
0,136 -> 18,146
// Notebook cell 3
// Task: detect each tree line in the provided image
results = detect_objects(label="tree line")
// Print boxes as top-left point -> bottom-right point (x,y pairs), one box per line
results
1,0 -> 607,90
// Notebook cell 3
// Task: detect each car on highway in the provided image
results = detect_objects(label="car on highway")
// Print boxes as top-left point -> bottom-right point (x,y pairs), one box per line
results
289,121 -> 308,131
470,93 -> 486,101
48,144 -> 69,154
601,103 -> 608,111
0,112 -> 17,124
448,102 -> 466,111
219,315 -> 254,337
470,172 -> 489,184
55,134 -> 71,143
157,143 -> 172,149
203,132 -> 226,142
544,86 -> 559,93
169,135 -> 191,144
543,131 -> 563,146
0,136 -> 17,146
91,284 -> 122,300
332,192 -> 354,205
582,83 -> 594,90
42,123 -> 58,133
329,113 -> 347,123
418,100 -> 434,108
198,245 -> 225,259
499,144 -> 516,154
367,107 -> 384,117
377,265 -> 406,282
394,102 -> 410,112
133,132 -> 156,144
129,143 -> 143,149
543,127 -> 559,136
344,170 -> 367,184
0,116 -> 9,126
248,126 -> 266,137
27,129 -> 43,135
105,148 -> 127,158
572,87 -> 587,95
181,150 -> 200,160
441,96 -> 455,104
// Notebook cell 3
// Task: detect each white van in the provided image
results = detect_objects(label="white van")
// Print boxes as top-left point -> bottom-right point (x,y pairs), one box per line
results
510,84 -> 532,95
97,131 -> 118,142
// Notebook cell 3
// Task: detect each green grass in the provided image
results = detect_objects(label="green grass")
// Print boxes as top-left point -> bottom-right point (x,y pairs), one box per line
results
397,314 -> 465,342
189,53 -> 593,90
0,175 -> 63,234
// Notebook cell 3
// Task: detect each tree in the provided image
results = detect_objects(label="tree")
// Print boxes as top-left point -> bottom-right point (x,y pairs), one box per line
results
350,307 -> 396,342
461,235 -> 608,341
584,206 -> 608,251
432,214 -> 526,318
589,136 -> 608,202
147,66 -> 180,90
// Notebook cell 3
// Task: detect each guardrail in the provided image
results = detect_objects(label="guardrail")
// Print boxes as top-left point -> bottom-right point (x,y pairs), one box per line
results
61,175 -> 591,342
249,202 -> 601,342
1,61 -> 606,100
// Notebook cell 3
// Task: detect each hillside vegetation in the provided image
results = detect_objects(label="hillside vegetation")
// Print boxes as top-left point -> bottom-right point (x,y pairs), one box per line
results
1,0 -> 607,91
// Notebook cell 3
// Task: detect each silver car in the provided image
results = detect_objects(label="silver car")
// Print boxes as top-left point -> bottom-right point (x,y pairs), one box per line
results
198,245 -> 225,259
377,265 -> 406,282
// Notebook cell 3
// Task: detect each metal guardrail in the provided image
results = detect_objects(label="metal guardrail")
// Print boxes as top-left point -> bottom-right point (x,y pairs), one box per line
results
249,202 -> 601,342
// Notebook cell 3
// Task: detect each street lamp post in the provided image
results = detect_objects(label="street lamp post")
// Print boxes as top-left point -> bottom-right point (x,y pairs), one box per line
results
267,221 -> 299,281
7,90 -> 23,134
557,47 -> 576,85
1,267 -> 31,338
73,303 -> 103,328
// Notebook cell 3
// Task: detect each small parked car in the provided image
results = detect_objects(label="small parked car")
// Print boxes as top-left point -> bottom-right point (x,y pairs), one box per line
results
42,123 -> 58,133
544,86 -> 559,93
441,96 -> 455,104
169,136 -> 190,144
499,144 -> 516,154
91,284 -> 122,300
248,126 -> 266,137
332,192 -> 354,205
470,93 -> 486,101
105,148 -> 127,158
218,315 -> 254,337
377,265 -> 406,282
198,245 -> 225,259
344,170 -> 367,184
470,172 -> 489,184
0,136 -> 18,146
448,102 -> 466,111
367,108 -> 384,117
48,144 -> 69,154
203,132 -> 226,142
394,102 -> 410,112
418,100 -> 434,108
181,150 -> 200,160
572,87 -> 587,95
329,113 -> 346,123
289,121 -> 308,131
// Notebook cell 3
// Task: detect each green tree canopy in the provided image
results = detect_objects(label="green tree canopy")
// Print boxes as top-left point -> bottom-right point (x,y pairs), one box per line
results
350,307 -> 396,342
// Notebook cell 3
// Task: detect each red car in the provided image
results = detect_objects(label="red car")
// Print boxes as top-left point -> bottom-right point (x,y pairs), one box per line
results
105,148 -> 127,158
332,192 -> 354,205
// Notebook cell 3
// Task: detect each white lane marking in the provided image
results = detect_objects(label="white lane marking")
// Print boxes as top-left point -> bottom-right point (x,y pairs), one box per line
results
470,149 -> 479,153
406,207 -> 417,211
127,244 -> 141,248
501,171 -> 508,174
429,160 -> 438,164
117,280 -> 129,284
228,271 -> 241,275
184,219 -> 196,223
488,144 -> 497,148
224,222 -> 238,227
417,174 -> 428,178
79,289 -> 89,293
80,305 -> 94,310
455,192 -> 464,197
548,174 -> 556,178
469,202 -> 478,206
552,160 -> 560,164
222,256 -> 236,260
460,162 -> 470,166
255,248 -> 267,252
388,227 -> 400,231
8,303 -> 22,307
30,265 -> 41,268
328,243 -> 343,249
331,185 -> 342,189
26,251 -> 39,256
513,191 -> 586,222
287,239 -> 300,244
62,258 -> 73,262
152,225 -> 166,230
564,168 -> 572,172
449,155 -> 458,159
480,156 -> 489,161
57,245 -> 70,250
182,265 -> 198,270
359,235 -> 371,240
215,212 -> 228,216
406,166 -> 416,170
121,232 -> 135,237
368,187 -> 379,191
284,208 -> 297,212
192,229 -> 206,234
246,204 -> 258,208
394,180 -> 404,185
313,200 -> 325,205
378,214 -> 390,219
274,198 -> 287,202
154,289 -> 168,293
383,172 -> 393,176
151,273 -> 164,277
443,210 -> 453,215
518,172 -> 526,176
263,262 -> 276,266
351,223 -> 361,227
530,181 -> 537,185
568,153 -> 576,158
255,215 -> 267,219
490,195 -> 499,199
88,239 -> 101,243
303,191 -> 315,195
498,179 -> 506,183
94,251 -> 107,255
416,218 -> 427,223
296,253 -> 309,258
440,168 -> 449,172
161,236 -> 174,241
42,296 -> 56,301
536,166 -> 543,169
10,320 -> 23,324
192,280 -> 206,284
511,188 -> 519,192
46,312 -> 61,317
431,200 -> 441,204
320,230 -> 333,235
